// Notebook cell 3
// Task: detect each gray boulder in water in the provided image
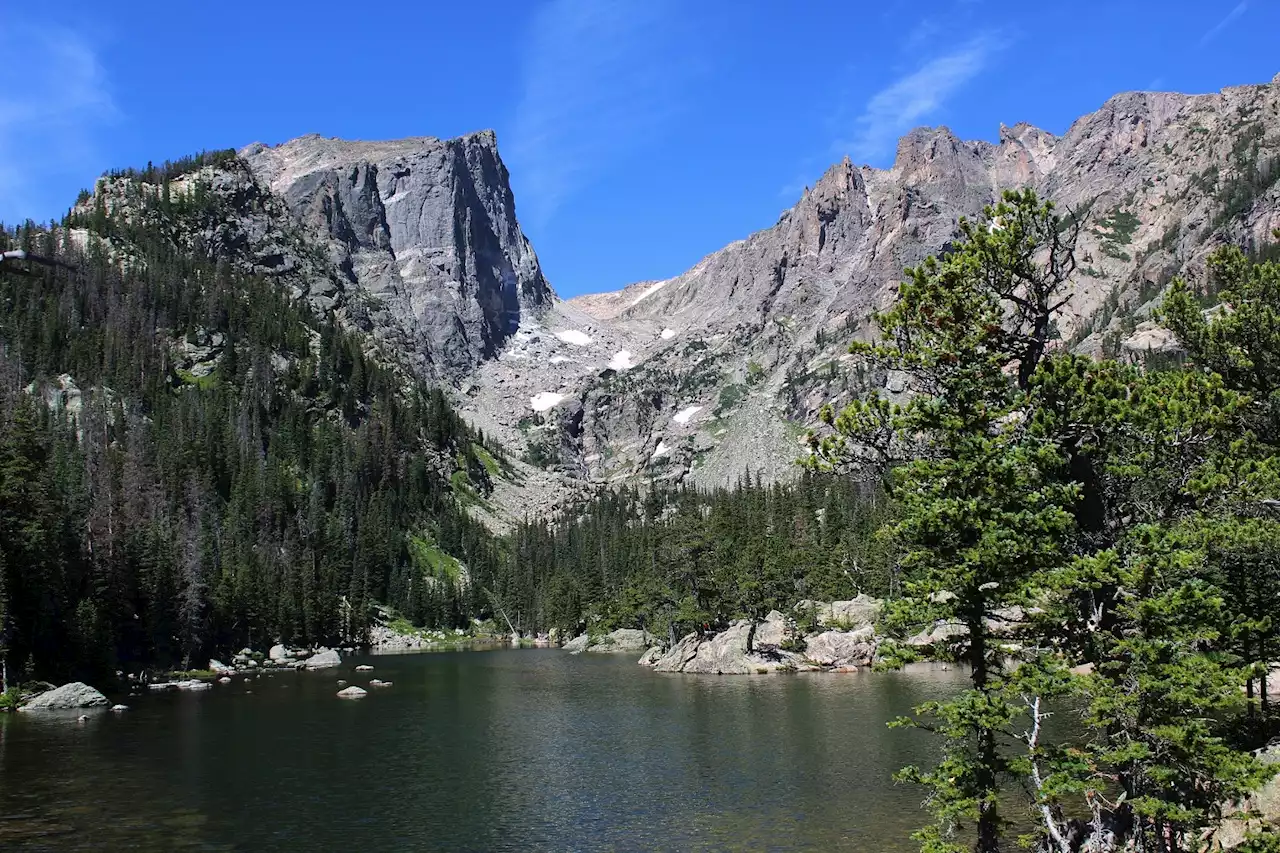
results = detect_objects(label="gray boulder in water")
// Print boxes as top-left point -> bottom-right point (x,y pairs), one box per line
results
22,682 -> 109,710
336,686 -> 367,699
305,649 -> 342,669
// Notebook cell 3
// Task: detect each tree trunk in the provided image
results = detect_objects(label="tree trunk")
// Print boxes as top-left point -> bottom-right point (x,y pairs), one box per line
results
970,620 -> 1001,853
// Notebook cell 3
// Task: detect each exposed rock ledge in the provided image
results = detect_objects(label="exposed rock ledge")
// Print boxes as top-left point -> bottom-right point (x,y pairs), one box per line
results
645,610 -> 877,675
561,595 -> 1029,675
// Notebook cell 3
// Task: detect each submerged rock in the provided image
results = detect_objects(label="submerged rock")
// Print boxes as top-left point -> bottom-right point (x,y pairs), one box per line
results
110,704 -> 128,712
355,665 -> 374,672
22,682 -> 109,710
368,679 -> 392,688
336,686 -> 367,699
305,649 -> 342,670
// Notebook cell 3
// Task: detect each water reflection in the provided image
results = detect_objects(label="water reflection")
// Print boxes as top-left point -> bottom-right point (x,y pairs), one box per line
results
1,651 -> 966,851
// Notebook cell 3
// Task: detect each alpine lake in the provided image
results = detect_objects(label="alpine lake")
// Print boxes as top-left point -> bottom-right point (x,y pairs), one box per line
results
0,648 -> 968,852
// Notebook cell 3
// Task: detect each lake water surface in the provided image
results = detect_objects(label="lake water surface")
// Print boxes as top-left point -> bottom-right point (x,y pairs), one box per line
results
0,649 -> 966,852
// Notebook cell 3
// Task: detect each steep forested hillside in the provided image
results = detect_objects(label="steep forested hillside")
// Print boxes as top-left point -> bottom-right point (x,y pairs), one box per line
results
508,473 -> 894,643
0,156 -> 507,680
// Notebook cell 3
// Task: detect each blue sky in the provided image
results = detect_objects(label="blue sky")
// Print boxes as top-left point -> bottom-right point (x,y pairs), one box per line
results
2,1 -> 1276,297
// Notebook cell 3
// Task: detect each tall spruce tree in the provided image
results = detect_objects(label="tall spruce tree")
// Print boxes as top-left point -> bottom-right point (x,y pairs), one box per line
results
810,190 -> 1080,853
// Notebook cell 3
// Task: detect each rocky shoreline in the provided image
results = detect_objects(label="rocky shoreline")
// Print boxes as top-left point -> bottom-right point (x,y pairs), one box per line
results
562,595 -> 982,675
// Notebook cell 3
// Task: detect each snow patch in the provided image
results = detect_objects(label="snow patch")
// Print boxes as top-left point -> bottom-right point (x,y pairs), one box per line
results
530,392 -> 565,412
660,328 -> 676,340
651,440 -> 671,460
555,330 -> 593,346
673,405 -> 702,425
630,279 -> 670,307
549,355 -> 570,365
607,350 -> 635,371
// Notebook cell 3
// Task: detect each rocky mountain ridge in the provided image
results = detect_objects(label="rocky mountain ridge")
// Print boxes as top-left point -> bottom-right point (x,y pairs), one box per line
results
492,73 -> 1280,503
71,75 -> 1280,526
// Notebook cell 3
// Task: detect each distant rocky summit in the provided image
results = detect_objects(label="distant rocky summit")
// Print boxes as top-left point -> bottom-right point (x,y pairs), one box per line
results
241,132 -> 553,377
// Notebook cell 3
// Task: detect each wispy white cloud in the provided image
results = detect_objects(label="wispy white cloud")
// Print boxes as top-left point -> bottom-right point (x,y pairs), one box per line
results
838,32 -> 1006,165
506,0 -> 693,228
0,23 -> 117,224
1198,1 -> 1248,47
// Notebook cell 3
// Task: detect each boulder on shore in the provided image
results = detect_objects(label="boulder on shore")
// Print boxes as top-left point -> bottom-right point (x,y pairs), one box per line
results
637,646 -> 664,667
652,614 -> 803,674
22,682 -> 109,710
209,659 -> 235,675
564,628 -> 655,655
794,595 -> 882,630
804,628 -> 877,668
336,686 -> 367,699
268,644 -> 290,662
1213,743 -> 1280,848
305,649 -> 342,670
561,633 -> 591,654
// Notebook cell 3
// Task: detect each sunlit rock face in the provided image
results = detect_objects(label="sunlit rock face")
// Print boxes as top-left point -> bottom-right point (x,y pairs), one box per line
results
242,130 -> 553,378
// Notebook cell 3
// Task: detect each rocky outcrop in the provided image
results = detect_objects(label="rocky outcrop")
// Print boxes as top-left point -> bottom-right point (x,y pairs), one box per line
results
795,595 -> 882,629
652,615 -> 804,675
563,628 -> 655,655
804,628 -> 877,668
241,132 -> 553,378
537,75 -> 1280,495
21,682 -> 109,710
1212,743 -> 1280,849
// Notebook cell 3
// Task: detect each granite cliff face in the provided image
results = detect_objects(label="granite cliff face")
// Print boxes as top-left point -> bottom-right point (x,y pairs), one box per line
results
241,131 -> 553,377
80,131 -> 553,383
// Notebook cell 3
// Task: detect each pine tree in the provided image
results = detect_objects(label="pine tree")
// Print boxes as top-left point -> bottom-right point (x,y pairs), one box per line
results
810,190 -> 1081,853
